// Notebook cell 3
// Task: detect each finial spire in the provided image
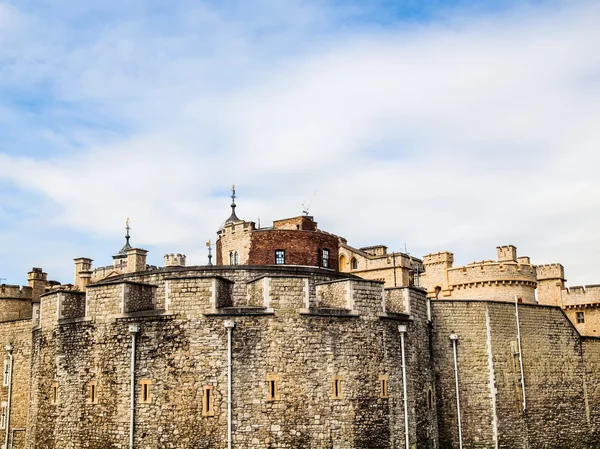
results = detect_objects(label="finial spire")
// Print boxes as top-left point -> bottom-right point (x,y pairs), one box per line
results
225,185 -> 240,224
125,217 -> 131,245
113,217 -> 133,259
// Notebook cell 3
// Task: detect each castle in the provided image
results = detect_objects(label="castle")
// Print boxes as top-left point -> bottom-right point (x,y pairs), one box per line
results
2,188 -> 600,449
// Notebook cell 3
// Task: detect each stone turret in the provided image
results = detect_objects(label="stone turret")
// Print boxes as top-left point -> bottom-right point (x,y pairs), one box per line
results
216,186 -> 256,266
536,264 -> 566,306
497,245 -> 517,263
164,253 -> 186,267
74,258 -> 93,291
27,267 -> 48,301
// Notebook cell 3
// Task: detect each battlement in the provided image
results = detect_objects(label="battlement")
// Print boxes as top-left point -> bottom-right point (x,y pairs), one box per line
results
221,220 -> 256,233
27,267 -> 47,281
423,251 -> 454,266
536,263 -> 566,281
448,261 -> 537,285
561,285 -> 600,306
360,245 -> 388,257
0,284 -> 33,300
497,245 -> 517,262
164,253 -> 187,267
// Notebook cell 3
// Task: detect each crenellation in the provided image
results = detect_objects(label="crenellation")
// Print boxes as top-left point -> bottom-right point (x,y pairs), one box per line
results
164,253 -> 186,267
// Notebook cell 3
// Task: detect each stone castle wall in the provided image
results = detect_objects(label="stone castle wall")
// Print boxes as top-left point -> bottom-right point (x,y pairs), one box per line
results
0,318 -> 32,449
338,245 -> 416,289
421,246 -> 538,303
431,300 -> 600,448
0,284 -> 34,321
217,221 -> 254,265
28,266 -> 435,449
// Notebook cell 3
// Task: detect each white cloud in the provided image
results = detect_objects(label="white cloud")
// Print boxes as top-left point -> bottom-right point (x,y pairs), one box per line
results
1,0 -> 600,287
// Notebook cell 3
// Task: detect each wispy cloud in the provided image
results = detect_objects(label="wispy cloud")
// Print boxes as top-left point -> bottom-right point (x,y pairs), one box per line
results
1,0 -> 599,286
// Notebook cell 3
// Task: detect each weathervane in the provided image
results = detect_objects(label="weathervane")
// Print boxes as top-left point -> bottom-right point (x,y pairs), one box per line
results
206,239 -> 213,266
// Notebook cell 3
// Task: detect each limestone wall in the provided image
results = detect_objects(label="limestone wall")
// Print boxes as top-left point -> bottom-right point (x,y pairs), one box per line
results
0,318 -> 32,449
57,292 -> 86,320
431,300 -> 597,448
218,221 -> 254,265
27,266 -> 436,449
562,285 -> 600,306
338,244 -> 417,289
0,284 -> 33,322
564,306 -> 600,336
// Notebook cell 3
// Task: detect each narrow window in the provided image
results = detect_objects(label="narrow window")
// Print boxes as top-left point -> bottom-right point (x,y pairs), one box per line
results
331,376 -> 343,399
2,360 -> 8,387
577,311 -> 585,324
139,379 -> 152,404
202,386 -> 215,416
322,249 -> 330,268
427,387 -> 434,409
351,257 -> 358,270
0,402 -> 6,430
274,250 -> 285,265
379,375 -> 389,398
266,373 -> 280,401
88,381 -> 98,405
234,251 -> 239,265
51,382 -> 59,405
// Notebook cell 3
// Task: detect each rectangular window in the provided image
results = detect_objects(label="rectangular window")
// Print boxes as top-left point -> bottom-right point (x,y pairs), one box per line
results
379,375 -> 389,399
577,311 -> 585,323
0,402 -> 6,430
51,382 -> 59,405
322,249 -> 330,268
3,360 -> 8,387
275,250 -> 285,265
266,373 -> 280,401
202,386 -> 215,417
331,376 -> 343,400
139,379 -> 152,404
88,381 -> 98,405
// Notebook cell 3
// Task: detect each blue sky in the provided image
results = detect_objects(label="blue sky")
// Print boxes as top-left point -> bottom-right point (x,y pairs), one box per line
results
1,0 -> 600,286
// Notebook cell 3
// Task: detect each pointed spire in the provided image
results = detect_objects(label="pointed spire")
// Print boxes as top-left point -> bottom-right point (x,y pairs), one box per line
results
225,184 -> 240,224
125,217 -> 131,246
113,217 -> 133,259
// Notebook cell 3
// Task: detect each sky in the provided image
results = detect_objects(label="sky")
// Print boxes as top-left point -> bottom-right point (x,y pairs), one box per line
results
1,0 -> 599,286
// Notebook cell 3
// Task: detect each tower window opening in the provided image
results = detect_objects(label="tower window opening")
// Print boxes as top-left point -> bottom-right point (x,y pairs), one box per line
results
577,311 -> 585,324
379,375 -> 389,398
266,373 -> 280,401
229,251 -> 239,265
427,387 -> 434,409
275,250 -> 286,265
88,381 -> 98,405
332,376 -> 343,399
351,257 -> 358,270
322,249 -> 330,268
51,383 -> 59,405
139,379 -> 152,404
202,386 -> 215,416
